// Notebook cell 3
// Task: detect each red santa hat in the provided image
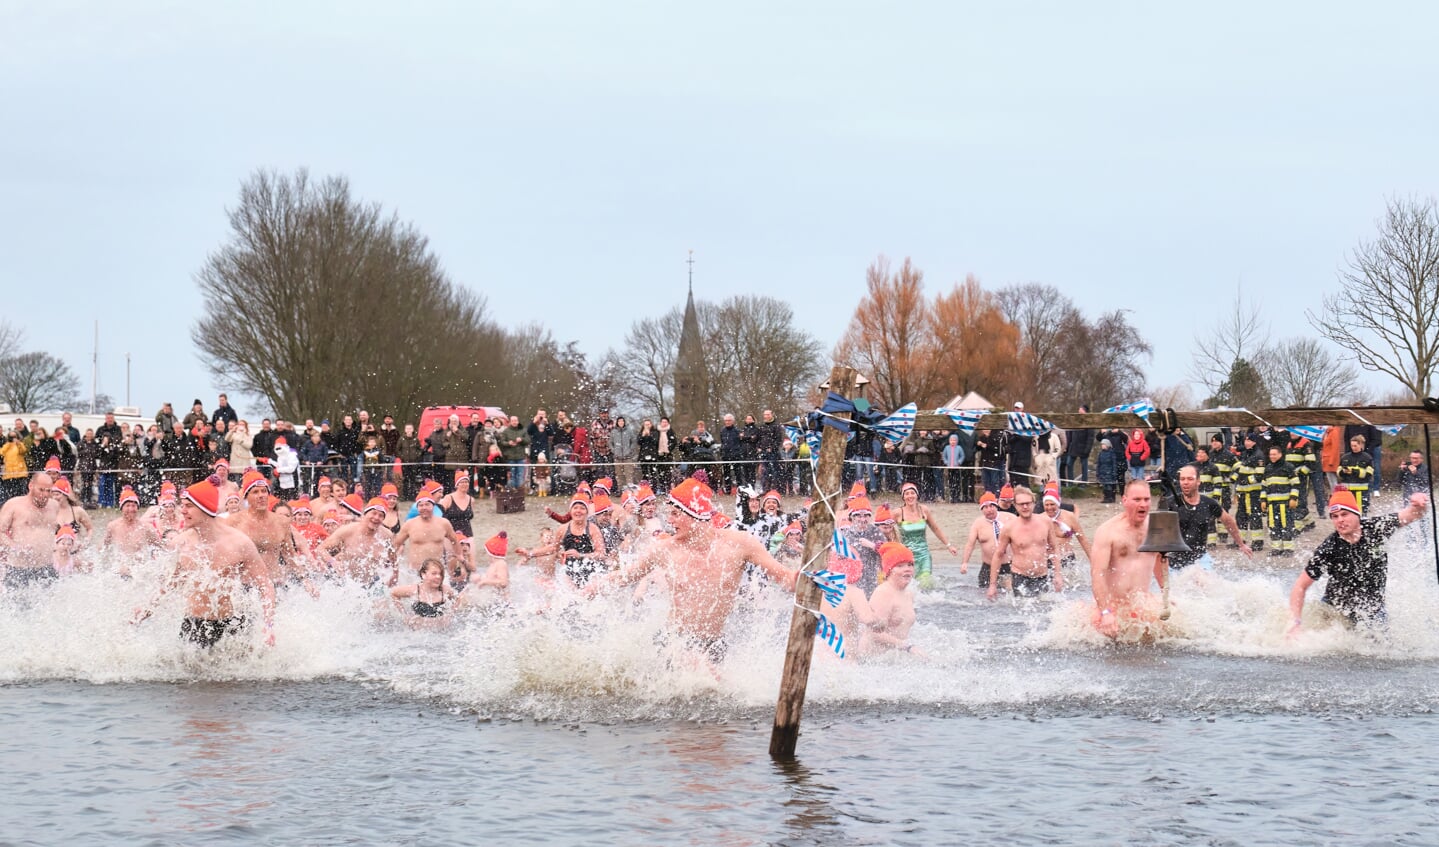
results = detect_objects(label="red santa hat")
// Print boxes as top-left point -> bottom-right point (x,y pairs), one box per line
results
340,493 -> 365,515
55,524 -> 77,545
183,479 -> 222,517
485,531 -> 508,558
363,497 -> 387,516
241,470 -> 269,496
847,496 -> 873,516
118,486 -> 140,507
1328,485 -> 1360,516
44,456 -> 61,473
668,478 -> 717,520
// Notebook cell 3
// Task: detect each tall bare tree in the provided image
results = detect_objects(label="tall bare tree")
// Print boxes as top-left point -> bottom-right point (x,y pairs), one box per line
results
833,256 -> 938,410
1308,195 -> 1439,399
192,169 -> 507,422
1190,290 -> 1270,397
0,320 -> 22,363
1261,337 -> 1368,407
0,352 -> 80,412
997,281 -> 1080,404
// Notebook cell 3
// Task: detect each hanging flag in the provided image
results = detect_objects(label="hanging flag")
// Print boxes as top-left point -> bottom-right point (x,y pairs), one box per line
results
1285,425 -> 1328,443
1006,411 -> 1054,437
832,529 -> 853,561
815,614 -> 846,659
1104,398 -> 1155,424
807,569 -> 847,607
785,424 -> 824,466
871,403 -> 917,443
935,407 -> 988,433
1380,423 -> 1407,436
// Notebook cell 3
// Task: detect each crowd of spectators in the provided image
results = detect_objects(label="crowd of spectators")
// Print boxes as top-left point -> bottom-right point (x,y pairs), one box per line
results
1,392 -> 1418,511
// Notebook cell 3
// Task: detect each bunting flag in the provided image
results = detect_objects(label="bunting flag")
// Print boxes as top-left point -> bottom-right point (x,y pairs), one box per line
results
935,407 -> 987,433
832,529 -> 853,561
785,424 -> 824,464
1006,411 -> 1054,437
1104,398 -> 1155,424
1380,423 -> 1408,436
815,614 -> 846,659
871,403 -> 917,443
1285,425 -> 1329,443
807,569 -> 847,607
817,392 -> 859,434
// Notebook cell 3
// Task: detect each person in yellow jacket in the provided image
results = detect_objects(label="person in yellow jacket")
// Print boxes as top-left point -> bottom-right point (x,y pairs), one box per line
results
1337,435 -> 1375,514
1263,445 -> 1300,555
1283,434 -> 1317,532
1233,433 -> 1267,549
1,430 -> 30,503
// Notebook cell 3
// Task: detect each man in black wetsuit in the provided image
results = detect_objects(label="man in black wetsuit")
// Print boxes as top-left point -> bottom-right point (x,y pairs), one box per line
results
1287,485 -> 1430,633
1159,465 -> 1251,571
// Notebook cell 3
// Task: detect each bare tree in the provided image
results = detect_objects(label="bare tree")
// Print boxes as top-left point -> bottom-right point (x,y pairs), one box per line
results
1261,337 -> 1368,407
0,352 -> 80,412
1308,196 -> 1439,399
997,281 -> 1081,405
0,320 -> 22,363
1050,308 -> 1152,410
1190,290 -> 1270,396
1149,382 -> 1195,411
192,169 -> 508,422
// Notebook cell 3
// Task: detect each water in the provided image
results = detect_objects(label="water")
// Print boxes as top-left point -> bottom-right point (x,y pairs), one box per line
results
3,533 -> 1439,845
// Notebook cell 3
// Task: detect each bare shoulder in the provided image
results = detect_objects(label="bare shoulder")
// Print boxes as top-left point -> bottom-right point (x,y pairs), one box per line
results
1093,513 -> 1126,542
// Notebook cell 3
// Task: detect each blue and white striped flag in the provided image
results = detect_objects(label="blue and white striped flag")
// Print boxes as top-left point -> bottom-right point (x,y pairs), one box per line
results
1380,423 -> 1407,436
832,529 -> 853,560
815,614 -> 846,659
872,403 -> 917,443
808,569 -> 847,607
935,407 -> 987,433
785,425 -> 824,465
1104,398 -> 1155,424
1007,411 -> 1054,437
1285,425 -> 1328,443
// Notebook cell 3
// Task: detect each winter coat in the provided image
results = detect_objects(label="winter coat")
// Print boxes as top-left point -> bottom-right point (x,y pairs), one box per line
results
1097,447 -> 1119,484
227,429 -> 256,470
274,445 -> 300,489
610,422 -> 637,460
498,426 -> 530,462
443,428 -> 470,466
637,430 -> 660,462
396,434 -> 423,465
1125,432 -> 1151,467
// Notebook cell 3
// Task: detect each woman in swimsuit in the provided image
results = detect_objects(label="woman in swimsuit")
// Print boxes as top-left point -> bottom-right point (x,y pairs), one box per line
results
517,495 -> 606,587
439,470 -> 475,537
380,482 -> 402,534
50,477 -> 95,543
389,558 -> 459,628
895,481 -> 956,589
449,534 -> 476,591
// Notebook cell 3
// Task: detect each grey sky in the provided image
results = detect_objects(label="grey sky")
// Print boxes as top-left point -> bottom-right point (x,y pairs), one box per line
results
3,1 -> 1435,418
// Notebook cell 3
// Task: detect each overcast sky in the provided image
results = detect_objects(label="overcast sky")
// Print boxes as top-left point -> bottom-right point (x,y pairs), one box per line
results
3,1 -> 1435,419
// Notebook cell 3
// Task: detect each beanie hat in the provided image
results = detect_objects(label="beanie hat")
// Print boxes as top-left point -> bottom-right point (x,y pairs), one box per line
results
879,541 -> 915,575
485,531 -> 508,557
241,470 -> 269,496
1328,485 -> 1360,516
668,478 -> 717,520
341,493 -> 365,515
183,479 -> 222,517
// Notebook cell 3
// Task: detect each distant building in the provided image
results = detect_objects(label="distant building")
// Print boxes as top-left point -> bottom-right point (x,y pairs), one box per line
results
672,254 -> 710,430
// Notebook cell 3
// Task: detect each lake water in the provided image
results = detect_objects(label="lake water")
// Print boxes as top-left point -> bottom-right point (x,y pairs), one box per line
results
3,532 -> 1438,846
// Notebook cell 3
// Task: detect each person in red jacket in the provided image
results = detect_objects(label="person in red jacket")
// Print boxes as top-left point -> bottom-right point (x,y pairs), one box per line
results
1125,430 -> 1151,482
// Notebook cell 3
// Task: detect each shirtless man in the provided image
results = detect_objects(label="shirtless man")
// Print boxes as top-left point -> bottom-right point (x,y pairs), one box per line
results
102,485 -> 161,557
989,486 -> 1062,598
0,473 -> 61,588
866,542 -> 925,657
960,491 -> 1012,586
391,490 -> 462,583
230,471 -> 302,585
132,479 -> 276,647
587,478 -> 798,665
1089,479 -> 1167,638
312,476 -> 340,522
321,498 -> 396,584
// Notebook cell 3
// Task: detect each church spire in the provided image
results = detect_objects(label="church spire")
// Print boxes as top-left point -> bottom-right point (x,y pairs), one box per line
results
673,250 -> 710,429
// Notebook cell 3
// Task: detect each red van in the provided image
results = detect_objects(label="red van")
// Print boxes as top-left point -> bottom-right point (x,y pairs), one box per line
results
417,406 -> 507,443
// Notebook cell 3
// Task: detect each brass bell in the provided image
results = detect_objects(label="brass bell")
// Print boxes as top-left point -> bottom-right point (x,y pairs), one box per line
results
1138,510 -> 1191,554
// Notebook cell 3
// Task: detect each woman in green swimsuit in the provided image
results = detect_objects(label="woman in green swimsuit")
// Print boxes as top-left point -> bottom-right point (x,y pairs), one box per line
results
897,481 -> 957,589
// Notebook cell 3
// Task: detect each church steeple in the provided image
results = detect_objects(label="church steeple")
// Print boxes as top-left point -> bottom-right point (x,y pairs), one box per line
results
672,250 -> 710,430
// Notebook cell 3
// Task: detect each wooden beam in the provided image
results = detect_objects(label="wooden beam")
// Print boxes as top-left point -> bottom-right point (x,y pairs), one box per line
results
911,406 -> 1439,432
770,364 -> 854,759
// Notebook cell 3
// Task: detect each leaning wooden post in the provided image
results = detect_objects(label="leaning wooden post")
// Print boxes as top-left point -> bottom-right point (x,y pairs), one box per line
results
770,364 -> 856,759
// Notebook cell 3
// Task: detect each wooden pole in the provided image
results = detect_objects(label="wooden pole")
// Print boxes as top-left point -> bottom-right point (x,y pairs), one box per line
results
770,364 -> 855,759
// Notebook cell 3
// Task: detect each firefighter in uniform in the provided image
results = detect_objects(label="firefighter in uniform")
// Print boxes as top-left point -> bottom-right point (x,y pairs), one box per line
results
1261,444 -> 1300,555
1283,433 -> 1317,532
1233,432 -> 1267,550
1208,434 -> 1237,544
1337,434 -> 1375,515
1193,445 -> 1222,546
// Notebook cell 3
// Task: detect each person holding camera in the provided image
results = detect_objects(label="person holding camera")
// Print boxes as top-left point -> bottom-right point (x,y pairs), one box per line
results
1398,450 -> 1431,500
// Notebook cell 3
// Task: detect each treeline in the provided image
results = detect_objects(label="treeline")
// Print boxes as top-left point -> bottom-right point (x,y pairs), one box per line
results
192,169 -> 596,423
834,256 -> 1151,411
